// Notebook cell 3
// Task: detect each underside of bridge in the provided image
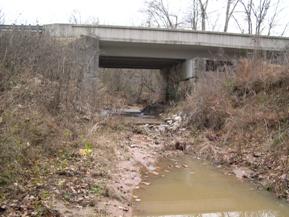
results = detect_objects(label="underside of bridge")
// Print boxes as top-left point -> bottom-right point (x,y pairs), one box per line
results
98,55 -> 195,101
99,56 -> 184,69
76,36 -> 236,101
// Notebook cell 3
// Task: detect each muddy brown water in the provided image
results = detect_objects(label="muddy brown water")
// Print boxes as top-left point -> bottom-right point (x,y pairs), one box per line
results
133,156 -> 289,217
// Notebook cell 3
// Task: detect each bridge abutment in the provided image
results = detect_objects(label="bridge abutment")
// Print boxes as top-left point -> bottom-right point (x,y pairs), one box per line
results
73,36 -> 100,110
162,58 -> 199,101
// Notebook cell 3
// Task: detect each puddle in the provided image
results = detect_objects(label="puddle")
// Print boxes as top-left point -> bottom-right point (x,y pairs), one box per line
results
100,103 -> 166,118
133,156 -> 289,217
100,106 -> 162,125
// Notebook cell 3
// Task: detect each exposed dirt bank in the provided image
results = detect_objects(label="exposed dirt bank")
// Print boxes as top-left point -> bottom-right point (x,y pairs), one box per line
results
1,108 -> 287,216
93,111 -> 289,217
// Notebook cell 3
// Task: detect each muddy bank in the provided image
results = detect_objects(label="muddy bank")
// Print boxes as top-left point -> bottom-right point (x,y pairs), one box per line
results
194,135 -> 288,202
163,128 -> 289,203
91,113 -> 186,216
97,112 -> 289,216
100,132 -> 168,216
51,114 -> 288,217
1,110 -> 287,217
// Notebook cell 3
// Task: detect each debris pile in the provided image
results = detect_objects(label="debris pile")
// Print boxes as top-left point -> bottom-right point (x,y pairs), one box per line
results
142,113 -> 185,133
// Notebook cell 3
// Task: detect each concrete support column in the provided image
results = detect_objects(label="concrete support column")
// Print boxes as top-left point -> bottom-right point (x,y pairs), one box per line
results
181,58 -> 194,80
179,58 -> 196,97
161,63 -> 182,101
73,36 -> 100,112
162,58 -> 198,101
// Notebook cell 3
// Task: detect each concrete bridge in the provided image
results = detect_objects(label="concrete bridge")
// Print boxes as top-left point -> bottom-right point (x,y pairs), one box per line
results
44,24 -> 289,80
2,24 -> 289,99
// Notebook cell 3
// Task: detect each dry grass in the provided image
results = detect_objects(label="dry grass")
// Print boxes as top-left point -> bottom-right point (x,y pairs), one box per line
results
0,30 -> 113,115
0,30 -> 132,216
182,70 -> 233,130
183,58 -> 289,132
0,30 -> 105,191
182,58 -> 289,199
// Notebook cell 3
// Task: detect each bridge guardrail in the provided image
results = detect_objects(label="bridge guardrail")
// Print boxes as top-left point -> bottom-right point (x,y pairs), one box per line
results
0,25 -> 44,32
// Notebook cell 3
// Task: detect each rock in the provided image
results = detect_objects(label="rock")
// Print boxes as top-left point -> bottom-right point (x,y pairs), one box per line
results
233,167 -> 254,179
167,120 -> 173,125
118,206 -> 129,212
182,164 -> 188,168
158,125 -> 167,132
280,174 -> 288,181
99,110 -> 110,117
154,140 -> 160,145
13,182 -> 25,192
105,185 -> 124,201
175,141 -> 186,151
253,152 -> 262,157
33,77 -> 42,86
56,170 -> 74,177
82,115 -> 91,121
0,205 -> 6,213
151,171 -> 159,176
142,182 -> 151,186
173,116 -> 182,122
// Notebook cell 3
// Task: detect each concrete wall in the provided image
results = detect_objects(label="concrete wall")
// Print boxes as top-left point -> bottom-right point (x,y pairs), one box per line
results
72,36 -> 100,108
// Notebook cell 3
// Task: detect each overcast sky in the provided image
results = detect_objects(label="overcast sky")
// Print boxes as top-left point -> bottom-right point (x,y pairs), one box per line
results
1,0 -> 148,25
1,0 -> 289,35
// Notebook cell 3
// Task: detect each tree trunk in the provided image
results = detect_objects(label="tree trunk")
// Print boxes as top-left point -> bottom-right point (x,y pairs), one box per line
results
224,0 -> 231,32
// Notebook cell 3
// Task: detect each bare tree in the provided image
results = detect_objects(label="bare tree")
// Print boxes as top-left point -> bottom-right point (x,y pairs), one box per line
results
69,9 -> 82,24
240,0 -> 274,35
143,0 -> 181,29
85,17 -> 100,25
211,13 -> 221,31
224,0 -> 240,32
266,0 -> 280,35
240,0 -> 254,34
198,0 -> 209,31
252,0 -> 271,35
232,14 -> 245,33
280,22 -> 289,36
186,0 -> 200,30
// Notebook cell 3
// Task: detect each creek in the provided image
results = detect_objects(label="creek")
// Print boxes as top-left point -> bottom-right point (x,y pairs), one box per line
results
133,156 -> 289,217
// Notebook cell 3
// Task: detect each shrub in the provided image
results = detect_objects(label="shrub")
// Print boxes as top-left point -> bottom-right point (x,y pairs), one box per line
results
0,29 -> 102,186
182,58 -> 289,132
0,29 -> 104,114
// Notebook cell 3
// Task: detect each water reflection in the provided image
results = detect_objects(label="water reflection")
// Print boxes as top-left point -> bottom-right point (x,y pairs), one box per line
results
146,210 -> 281,217
133,157 -> 289,217
135,206 -> 287,217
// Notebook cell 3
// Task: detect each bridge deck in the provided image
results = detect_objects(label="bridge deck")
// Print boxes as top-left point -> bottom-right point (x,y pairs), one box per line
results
44,24 -> 289,52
